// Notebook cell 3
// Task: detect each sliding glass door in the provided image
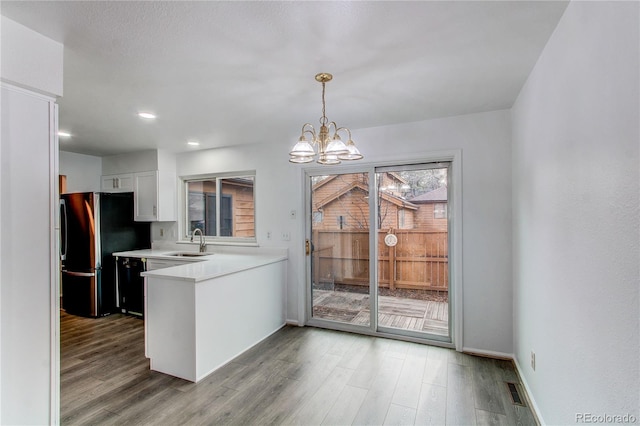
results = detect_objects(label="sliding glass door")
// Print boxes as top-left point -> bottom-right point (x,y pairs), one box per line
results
307,163 -> 452,342
309,172 -> 371,328
375,164 -> 450,339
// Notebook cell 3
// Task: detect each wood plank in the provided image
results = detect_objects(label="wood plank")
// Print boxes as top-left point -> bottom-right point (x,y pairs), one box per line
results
391,344 -> 429,409
352,356 -> 404,425
446,363 -> 477,426
470,355 -> 507,415
415,383 -> 447,425
384,403 -> 417,425
322,385 -> 368,425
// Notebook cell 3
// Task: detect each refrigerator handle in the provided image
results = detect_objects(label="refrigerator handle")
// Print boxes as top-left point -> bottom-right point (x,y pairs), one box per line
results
60,199 -> 68,261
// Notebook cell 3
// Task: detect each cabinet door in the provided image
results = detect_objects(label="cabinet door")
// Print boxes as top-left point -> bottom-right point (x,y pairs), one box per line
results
102,173 -> 134,193
134,171 -> 158,221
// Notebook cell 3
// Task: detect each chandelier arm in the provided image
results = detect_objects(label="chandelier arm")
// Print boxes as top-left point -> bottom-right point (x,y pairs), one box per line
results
303,129 -> 317,143
301,123 -> 316,135
335,126 -> 353,140
328,121 -> 339,136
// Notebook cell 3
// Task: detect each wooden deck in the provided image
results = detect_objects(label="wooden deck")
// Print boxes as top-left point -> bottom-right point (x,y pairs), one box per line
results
313,289 -> 449,336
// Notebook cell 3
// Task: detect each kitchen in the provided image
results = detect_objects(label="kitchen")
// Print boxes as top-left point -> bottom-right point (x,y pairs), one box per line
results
2,1 -> 639,425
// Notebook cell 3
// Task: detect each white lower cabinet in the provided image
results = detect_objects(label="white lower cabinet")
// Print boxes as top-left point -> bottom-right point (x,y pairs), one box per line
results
144,257 -> 193,357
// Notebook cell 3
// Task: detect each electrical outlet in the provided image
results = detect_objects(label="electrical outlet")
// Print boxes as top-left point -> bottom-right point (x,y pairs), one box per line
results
531,351 -> 536,371
281,232 -> 290,241
267,231 -> 272,240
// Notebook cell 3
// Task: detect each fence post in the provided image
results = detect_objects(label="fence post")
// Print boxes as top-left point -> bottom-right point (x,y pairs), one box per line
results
389,244 -> 396,290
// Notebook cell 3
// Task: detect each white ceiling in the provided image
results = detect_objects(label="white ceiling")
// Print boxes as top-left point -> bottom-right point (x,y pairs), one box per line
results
1,1 -> 568,157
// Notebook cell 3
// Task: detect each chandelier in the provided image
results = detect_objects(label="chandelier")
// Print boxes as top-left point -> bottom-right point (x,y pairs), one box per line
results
289,73 -> 363,165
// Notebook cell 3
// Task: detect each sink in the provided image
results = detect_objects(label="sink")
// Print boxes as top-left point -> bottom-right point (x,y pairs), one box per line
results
166,252 -> 210,257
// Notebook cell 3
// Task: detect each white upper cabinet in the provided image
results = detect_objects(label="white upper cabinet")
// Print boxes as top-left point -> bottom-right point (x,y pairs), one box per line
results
134,170 -> 176,222
101,149 -> 177,222
101,173 -> 134,192
133,171 -> 158,221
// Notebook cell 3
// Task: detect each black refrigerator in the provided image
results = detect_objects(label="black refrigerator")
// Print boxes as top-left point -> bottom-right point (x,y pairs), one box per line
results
60,192 -> 150,317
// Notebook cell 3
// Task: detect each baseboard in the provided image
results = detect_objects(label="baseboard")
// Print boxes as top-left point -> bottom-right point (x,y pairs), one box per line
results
461,347 -> 513,360
513,356 -> 546,426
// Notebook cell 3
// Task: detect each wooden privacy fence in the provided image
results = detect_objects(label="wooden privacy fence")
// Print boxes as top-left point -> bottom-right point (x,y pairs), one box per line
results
312,230 -> 448,292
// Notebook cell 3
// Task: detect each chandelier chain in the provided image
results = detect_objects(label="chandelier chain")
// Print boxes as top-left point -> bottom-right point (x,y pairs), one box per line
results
320,81 -> 328,126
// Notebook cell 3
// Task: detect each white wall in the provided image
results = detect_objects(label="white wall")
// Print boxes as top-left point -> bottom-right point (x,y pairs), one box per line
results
0,16 -> 64,97
511,2 -> 639,424
174,108 -> 513,354
59,151 -> 102,193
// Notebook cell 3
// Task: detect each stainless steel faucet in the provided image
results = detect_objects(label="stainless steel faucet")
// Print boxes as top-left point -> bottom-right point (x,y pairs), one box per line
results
190,228 -> 207,252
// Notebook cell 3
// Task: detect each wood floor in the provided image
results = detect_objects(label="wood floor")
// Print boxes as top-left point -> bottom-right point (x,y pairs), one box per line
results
61,311 -> 537,426
313,289 -> 449,336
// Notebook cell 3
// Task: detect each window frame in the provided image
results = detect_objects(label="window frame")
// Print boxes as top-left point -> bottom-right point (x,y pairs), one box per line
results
434,203 -> 447,219
179,170 -> 257,245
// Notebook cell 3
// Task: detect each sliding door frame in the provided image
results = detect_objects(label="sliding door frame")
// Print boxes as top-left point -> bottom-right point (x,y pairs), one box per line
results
303,150 -> 463,350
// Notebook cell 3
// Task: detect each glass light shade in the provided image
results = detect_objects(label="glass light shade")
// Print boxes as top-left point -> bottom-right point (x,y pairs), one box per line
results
324,136 -> 349,155
289,155 -> 314,164
289,138 -> 315,157
317,153 -> 340,165
337,139 -> 363,160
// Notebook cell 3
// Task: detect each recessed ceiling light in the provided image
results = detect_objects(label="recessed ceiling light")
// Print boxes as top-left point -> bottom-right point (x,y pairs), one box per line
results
58,131 -> 71,137
138,112 -> 156,119
187,141 -> 200,146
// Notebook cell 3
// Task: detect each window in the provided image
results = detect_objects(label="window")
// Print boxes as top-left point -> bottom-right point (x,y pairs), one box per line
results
182,172 -> 255,241
312,211 -> 324,223
434,203 -> 447,219
337,215 -> 347,229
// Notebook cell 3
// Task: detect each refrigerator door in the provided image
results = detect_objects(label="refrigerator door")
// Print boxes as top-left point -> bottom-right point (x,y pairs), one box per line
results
61,192 -> 99,272
61,270 -> 98,317
61,192 -> 103,317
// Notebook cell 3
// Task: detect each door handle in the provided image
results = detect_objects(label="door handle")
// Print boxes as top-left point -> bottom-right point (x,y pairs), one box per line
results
62,271 -> 96,277
305,239 -> 310,256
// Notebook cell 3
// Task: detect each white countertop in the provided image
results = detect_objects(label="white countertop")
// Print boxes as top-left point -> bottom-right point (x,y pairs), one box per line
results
113,248 -> 213,262
113,248 -> 287,283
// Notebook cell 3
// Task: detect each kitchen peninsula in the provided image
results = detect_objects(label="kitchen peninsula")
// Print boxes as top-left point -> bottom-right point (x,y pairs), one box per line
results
114,248 -> 287,382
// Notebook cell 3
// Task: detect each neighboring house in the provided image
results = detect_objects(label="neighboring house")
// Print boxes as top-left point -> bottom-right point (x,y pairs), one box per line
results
311,172 -> 447,233
408,186 -> 448,232
188,177 -> 255,237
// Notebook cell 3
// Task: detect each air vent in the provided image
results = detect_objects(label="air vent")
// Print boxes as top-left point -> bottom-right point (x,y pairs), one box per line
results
505,382 -> 526,406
